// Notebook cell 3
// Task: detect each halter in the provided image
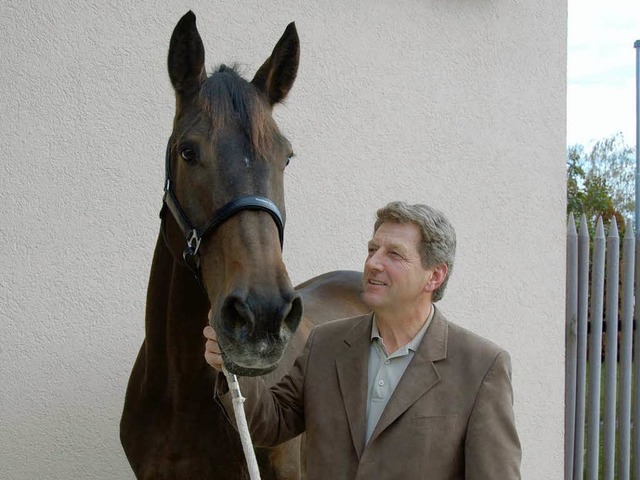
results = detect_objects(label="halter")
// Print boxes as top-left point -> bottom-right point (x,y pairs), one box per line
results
159,139 -> 285,281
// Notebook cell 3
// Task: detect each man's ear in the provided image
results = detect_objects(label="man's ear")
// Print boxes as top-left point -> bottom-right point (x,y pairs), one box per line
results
424,264 -> 448,293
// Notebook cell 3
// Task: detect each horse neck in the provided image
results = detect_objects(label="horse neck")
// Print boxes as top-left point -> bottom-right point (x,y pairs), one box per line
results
144,232 -> 211,384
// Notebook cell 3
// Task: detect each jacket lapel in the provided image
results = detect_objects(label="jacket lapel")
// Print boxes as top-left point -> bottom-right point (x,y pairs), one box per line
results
335,313 -> 373,459
367,308 -> 449,444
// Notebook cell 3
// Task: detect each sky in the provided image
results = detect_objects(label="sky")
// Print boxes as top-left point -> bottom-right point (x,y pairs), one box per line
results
567,0 -> 640,148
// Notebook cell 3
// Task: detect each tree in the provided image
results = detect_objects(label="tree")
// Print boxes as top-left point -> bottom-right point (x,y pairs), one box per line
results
567,132 -> 635,236
567,134 -> 636,365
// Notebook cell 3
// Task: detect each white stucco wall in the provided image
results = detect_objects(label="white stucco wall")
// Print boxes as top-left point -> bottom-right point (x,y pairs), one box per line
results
1,0 -> 566,478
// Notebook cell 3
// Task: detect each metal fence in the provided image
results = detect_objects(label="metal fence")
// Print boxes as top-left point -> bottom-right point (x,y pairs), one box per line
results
566,213 -> 639,479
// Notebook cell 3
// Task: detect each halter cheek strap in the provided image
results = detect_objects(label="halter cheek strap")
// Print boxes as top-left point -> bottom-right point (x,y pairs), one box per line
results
159,139 -> 285,280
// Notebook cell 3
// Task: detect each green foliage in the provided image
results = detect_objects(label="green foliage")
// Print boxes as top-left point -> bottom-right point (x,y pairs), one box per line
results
567,133 -> 636,236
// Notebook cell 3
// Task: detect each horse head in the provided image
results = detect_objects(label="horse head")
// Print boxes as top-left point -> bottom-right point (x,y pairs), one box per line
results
163,11 -> 302,376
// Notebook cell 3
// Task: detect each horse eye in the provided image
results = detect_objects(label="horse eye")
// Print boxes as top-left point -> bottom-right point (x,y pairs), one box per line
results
180,147 -> 197,163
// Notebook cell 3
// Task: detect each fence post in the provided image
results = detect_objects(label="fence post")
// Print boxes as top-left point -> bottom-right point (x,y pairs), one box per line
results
618,224 -> 635,480
575,214 -> 590,478
566,214 -> 578,480
587,217 -> 606,480
603,218 -> 619,480
634,233 -> 640,478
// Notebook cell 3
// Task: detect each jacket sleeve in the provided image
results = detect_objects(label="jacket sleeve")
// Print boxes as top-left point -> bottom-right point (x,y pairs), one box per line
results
464,350 -> 522,479
214,328 -> 317,447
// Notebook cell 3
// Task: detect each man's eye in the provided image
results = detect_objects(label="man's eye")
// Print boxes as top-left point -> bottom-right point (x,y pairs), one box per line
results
286,152 -> 295,167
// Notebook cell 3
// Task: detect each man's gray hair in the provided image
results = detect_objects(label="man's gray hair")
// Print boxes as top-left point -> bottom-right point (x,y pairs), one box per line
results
374,201 -> 456,302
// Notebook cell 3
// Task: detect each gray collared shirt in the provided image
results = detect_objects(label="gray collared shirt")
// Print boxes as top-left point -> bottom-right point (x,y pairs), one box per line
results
365,306 -> 435,444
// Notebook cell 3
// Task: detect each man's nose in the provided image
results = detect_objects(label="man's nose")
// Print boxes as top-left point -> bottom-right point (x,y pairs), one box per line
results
365,250 -> 383,270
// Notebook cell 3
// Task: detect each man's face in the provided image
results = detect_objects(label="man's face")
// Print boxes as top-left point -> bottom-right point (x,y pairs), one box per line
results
362,221 -> 435,312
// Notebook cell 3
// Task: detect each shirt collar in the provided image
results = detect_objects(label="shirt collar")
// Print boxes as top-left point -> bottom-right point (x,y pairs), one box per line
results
370,305 -> 435,353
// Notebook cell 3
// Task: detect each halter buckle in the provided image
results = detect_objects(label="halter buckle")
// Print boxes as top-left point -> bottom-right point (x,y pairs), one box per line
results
186,229 -> 202,256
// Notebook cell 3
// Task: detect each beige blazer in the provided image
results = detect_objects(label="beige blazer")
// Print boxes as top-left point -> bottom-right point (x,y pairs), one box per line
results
216,308 -> 521,479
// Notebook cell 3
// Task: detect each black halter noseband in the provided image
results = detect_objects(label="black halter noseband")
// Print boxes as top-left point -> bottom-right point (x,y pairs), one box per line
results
159,139 -> 285,280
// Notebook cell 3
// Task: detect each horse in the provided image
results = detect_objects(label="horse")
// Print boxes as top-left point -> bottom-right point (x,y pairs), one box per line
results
120,11 -> 368,479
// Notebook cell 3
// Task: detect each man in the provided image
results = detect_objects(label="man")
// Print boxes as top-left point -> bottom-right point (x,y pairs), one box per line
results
204,201 -> 521,479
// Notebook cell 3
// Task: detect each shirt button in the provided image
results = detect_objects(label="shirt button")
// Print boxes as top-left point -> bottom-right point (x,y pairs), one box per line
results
378,380 -> 385,386
385,360 -> 390,365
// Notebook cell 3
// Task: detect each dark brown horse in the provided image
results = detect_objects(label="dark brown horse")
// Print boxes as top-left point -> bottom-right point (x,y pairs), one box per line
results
120,11 -> 368,479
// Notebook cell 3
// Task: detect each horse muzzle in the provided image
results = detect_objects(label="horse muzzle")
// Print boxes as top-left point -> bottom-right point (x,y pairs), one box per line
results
214,289 -> 303,376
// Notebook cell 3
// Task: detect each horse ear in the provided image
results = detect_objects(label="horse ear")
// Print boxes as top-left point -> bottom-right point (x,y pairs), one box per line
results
251,22 -> 299,105
168,11 -> 206,97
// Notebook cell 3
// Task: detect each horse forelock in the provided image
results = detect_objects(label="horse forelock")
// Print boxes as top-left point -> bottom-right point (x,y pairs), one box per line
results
199,65 -> 279,159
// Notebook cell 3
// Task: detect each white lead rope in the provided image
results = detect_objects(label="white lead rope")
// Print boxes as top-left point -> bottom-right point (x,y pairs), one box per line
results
223,367 -> 262,480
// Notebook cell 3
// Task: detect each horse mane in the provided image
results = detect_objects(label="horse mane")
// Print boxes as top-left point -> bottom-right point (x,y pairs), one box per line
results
199,64 -> 280,158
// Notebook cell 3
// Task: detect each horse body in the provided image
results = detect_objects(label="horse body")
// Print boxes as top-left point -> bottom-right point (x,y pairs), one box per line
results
121,12 -> 368,479
121,234 -> 366,479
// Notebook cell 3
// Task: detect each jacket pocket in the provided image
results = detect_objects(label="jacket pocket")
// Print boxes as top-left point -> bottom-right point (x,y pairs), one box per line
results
411,414 -> 458,430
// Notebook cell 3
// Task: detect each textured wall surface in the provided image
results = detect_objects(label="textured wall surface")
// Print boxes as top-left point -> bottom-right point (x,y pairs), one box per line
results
1,0 -> 566,478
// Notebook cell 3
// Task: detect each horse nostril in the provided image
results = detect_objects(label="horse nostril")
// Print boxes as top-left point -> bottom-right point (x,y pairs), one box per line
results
283,294 -> 303,334
221,294 -> 255,338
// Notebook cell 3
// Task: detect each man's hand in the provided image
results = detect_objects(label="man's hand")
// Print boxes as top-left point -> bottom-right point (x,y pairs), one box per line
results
203,313 -> 224,372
